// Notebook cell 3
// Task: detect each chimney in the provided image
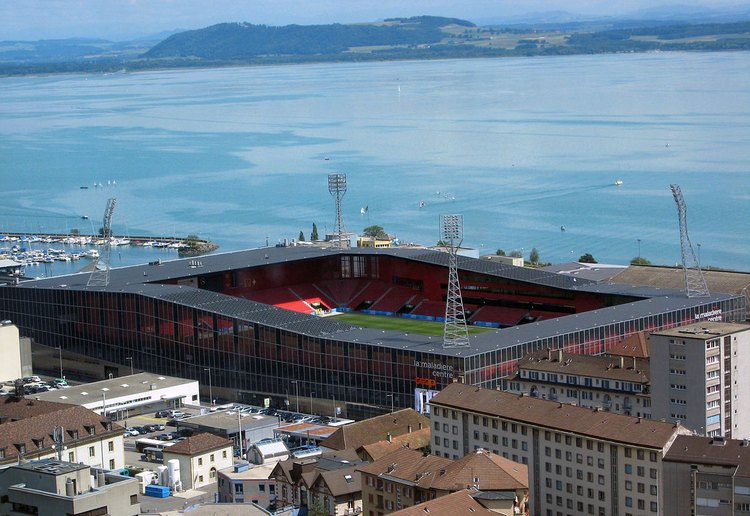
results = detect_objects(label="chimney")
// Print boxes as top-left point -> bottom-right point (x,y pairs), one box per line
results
557,349 -> 563,362
407,425 -> 412,433
619,356 -> 624,369
633,356 -> 637,369
418,422 -> 423,430
387,433 -> 392,443
547,348 -> 552,361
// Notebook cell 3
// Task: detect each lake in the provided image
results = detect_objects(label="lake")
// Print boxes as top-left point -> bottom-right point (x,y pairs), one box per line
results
1,51 -> 749,276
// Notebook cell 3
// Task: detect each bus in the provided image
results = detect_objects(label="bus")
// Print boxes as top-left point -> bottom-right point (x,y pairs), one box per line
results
135,438 -> 174,454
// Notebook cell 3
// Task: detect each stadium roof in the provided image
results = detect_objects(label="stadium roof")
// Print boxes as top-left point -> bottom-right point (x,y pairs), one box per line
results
13,247 -> 742,358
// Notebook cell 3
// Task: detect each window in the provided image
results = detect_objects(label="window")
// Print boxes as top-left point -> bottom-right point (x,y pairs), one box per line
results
89,446 -> 95,457
259,484 -> 266,492
108,441 -> 114,452
198,458 -> 203,466
223,450 -> 227,459
198,475 -> 204,483
210,454 -> 215,462
109,459 -> 115,469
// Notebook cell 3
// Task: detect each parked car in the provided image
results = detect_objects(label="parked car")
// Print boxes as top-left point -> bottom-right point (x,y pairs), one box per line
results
125,427 -> 140,436
155,410 -> 170,418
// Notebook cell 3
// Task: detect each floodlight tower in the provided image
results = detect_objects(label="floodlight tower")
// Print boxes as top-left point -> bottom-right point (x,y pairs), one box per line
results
670,184 -> 709,298
328,173 -> 348,248
87,197 -> 116,288
441,214 -> 470,348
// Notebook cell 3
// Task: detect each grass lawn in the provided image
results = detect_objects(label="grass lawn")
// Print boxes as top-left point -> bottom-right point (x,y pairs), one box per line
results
336,312 -> 493,337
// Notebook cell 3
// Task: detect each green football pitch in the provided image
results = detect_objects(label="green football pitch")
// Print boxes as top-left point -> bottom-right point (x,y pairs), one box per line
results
334,312 -> 493,337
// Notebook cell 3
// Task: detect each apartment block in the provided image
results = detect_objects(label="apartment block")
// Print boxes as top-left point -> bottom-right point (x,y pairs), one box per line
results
663,434 -> 750,514
429,382 -> 688,516
503,349 -> 651,418
650,322 -> 750,438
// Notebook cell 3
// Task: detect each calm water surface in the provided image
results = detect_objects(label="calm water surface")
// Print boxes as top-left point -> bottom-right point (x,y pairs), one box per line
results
1,51 -> 749,276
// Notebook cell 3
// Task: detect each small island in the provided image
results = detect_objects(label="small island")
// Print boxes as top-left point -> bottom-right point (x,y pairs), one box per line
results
178,234 -> 219,257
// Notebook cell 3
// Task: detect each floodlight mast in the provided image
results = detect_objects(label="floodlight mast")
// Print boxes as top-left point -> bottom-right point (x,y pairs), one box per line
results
328,173 -> 348,249
87,197 -> 116,288
670,184 -> 709,298
441,214 -> 470,348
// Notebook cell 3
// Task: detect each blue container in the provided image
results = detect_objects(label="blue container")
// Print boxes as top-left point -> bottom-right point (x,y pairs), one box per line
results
145,485 -> 170,498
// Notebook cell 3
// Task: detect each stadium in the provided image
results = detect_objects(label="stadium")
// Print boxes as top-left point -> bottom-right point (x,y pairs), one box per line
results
0,245 -> 744,419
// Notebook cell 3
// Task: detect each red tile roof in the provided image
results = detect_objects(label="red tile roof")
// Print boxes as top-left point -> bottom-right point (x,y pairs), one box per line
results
0,398 -> 122,463
164,432 -> 232,456
390,489 -> 494,516
320,408 -> 429,451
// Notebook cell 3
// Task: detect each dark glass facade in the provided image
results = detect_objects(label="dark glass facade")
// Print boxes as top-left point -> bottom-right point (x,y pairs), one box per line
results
0,253 -> 745,420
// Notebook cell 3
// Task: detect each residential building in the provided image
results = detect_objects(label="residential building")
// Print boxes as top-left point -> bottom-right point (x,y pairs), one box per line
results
502,349 -> 651,418
663,434 -> 750,515
270,449 -> 366,512
358,447 -> 528,515
650,322 -> 750,438
429,382 -> 689,516
0,459 -> 139,516
356,236 -> 393,248
319,409 -> 429,451
162,432 -> 233,490
0,397 -> 124,469
218,461 -> 278,508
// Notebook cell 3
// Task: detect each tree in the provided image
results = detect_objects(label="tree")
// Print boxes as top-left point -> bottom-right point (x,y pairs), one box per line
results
363,225 -> 387,238
308,500 -> 327,516
311,223 -> 319,241
495,249 -> 506,256
529,247 -> 540,264
630,256 -> 652,265
579,253 -> 597,263
298,231 -> 305,242
70,228 -> 80,236
509,250 -> 522,258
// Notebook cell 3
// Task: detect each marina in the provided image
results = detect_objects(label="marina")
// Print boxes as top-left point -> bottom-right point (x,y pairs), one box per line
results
0,232 -> 214,276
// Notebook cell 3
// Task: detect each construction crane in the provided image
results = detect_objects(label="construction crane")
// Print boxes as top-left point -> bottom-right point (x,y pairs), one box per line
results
86,197 -> 116,288
670,185 -> 709,298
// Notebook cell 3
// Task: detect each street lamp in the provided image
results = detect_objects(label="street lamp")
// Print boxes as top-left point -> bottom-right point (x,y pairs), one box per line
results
56,346 -> 63,379
637,238 -> 641,260
125,356 -> 134,376
204,368 -> 213,406
386,394 -> 394,414
291,380 -> 300,413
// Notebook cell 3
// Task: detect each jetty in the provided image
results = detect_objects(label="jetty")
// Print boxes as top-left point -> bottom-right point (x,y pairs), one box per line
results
0,232 -> 219,265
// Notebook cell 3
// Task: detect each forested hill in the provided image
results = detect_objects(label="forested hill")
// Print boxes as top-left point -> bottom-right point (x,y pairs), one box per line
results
144,16 -> 475,59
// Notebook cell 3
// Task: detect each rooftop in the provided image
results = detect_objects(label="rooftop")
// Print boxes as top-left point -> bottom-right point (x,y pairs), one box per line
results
430,382 -> 683,449
651,321 -> 750,340
10,247 -> 741,359
516,349 -> 649,384
320,408 -> 429,451
664,435 -> 750,476
33,372 -> 196,406
164,432 -> 232,456
388,489 -> 495,516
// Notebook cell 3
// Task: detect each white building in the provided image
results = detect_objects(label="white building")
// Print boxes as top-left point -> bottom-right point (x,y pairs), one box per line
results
0,321 -> 25,382
650,322 -> 750,439
34,372 -> 200,419
0,460 -> 139,516
163,433 -> 234,490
